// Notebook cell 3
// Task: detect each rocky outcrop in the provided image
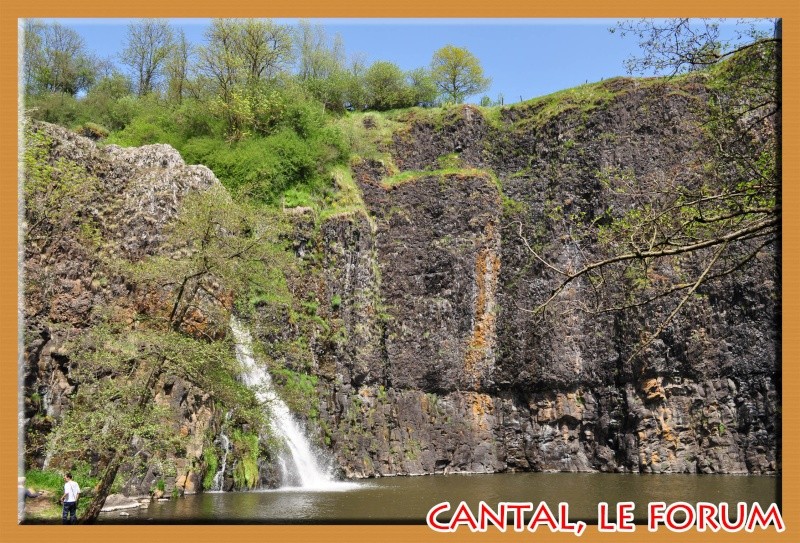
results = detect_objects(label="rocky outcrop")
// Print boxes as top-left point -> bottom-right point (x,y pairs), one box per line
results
101,494 -> 142,512
23,122 -> 224,494
307,79 -> 778,476
359,171 -> 502,392
24,65 -> 778,491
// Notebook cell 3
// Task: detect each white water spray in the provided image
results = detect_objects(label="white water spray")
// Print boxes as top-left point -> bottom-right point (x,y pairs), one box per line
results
230,317 -> 353,491
211,414 -> 231,492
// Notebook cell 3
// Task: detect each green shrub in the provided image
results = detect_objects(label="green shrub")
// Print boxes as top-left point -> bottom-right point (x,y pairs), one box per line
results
77,122 -> 109,140
182,127 -> 343,205
173,99 -> 220,139
230,429 -> 260,489
202,446 -> 219,490
83,75 -> 135,130
273,368 -> 319,419
26,92 -> 85,127
105,109 -> 183,149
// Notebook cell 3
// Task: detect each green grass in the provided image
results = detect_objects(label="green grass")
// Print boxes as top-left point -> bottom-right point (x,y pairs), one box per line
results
24,467 -> 99,521
334,111 -> 403,163
319,166 -> 369,221
25,468 -> 65,492
504,78 -> 627,129
380,167 -> 491,189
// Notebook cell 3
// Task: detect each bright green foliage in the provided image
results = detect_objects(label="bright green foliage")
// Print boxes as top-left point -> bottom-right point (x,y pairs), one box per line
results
273,368 -> 320,419
23,126 -> 100,244
47,325 -> 245,456
430,45 -> 491,103
25,92 -> 84,127
364,61 -> 410,111
40,320 -> 262,522
25,468 -> 79,494
202,447 -> 219,489
406,67 -> 438,107
195,18 -> 295,136
230,429 -> 260,489
125,184 -> 291,331
24,20 -> 98,96
107,113 -> 182,149
181,125 -> 345,205
82,76 -> 138,130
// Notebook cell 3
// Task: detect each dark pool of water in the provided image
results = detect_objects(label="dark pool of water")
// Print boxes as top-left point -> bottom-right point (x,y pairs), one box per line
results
98,472 -> 779,524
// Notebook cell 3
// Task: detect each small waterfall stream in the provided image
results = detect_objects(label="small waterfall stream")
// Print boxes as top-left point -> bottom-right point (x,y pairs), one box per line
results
211,413 -> 231,492
230,317 -> 352,491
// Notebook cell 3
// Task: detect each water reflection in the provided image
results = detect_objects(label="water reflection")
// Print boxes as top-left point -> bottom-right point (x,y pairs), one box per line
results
100,473 -> 778,524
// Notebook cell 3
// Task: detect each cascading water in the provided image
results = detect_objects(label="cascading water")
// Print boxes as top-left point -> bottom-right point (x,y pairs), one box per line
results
230,317 -> 353,491
211,413 -> 231,492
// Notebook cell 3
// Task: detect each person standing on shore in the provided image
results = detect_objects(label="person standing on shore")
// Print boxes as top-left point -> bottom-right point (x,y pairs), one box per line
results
60,472 -> 80,524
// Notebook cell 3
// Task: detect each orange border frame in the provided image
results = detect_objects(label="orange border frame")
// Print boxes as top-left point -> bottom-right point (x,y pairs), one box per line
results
1,2 -> 797,542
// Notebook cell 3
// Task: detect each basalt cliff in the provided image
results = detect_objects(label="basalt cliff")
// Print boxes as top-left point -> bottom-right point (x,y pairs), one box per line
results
23,68 -> 779,496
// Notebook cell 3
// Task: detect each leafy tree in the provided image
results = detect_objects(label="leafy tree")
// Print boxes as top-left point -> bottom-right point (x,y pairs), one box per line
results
196,19 -> 245,135
23,20 -> 98,95
363,60 -> 409,111
406,67 -> 438,107
343,53 -> 369,111
83,74 -> 135,130
47,324 -> 255,522
294,20 -> 348,111
126,184 -> 291,332
237,19 -> 294,85
120,19 -> 174,96
430,45 -> 490,103
166,28 -> 192,104
195,19 -> 297,137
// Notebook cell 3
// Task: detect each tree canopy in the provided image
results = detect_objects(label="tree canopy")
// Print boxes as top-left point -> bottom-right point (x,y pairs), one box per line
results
430,45 -> 491,103
121,19 -> 174,96
24,20 -> 99,96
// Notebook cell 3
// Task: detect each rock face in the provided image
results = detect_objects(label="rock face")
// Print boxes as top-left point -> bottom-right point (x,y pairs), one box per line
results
100,494 -> 141,512
306,79 -> 778,476
23,122 -> 223,494
23,68 -> 778,493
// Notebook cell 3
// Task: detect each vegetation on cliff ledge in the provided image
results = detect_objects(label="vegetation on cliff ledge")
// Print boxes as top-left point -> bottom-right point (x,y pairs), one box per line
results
21,18 -> 780,521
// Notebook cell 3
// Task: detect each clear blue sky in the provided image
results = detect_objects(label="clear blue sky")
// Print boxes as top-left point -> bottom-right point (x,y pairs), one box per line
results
44,18 -> 773,104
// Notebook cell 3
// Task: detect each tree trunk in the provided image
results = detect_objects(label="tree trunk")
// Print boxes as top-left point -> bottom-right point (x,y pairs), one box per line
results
80,450 -> 124,524
80,360 -> 165,523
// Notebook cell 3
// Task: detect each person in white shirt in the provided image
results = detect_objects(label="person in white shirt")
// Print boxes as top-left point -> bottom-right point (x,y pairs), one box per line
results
60,472 -> 80,524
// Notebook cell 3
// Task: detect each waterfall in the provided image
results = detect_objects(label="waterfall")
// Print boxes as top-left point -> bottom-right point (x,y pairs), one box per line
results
211,413 -> 231,492
230,317 -> 349,491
